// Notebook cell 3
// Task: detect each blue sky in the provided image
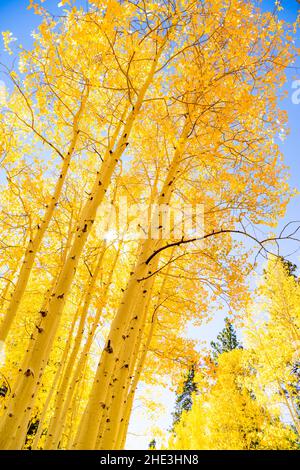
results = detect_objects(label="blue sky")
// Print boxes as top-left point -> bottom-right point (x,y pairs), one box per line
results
0,0 -> 299,449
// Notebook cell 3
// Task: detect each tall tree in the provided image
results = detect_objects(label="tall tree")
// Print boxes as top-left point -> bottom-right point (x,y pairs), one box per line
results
169,349 -> 296,450
169,276 -> 299,450
0,0 -> 297,450
210,318 -> 242,361
246,257 -> 300,437
172,363 -> 198,427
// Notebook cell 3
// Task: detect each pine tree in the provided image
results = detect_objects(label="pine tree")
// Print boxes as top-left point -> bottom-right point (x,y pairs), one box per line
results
148,439 -> 156,450
169,348 -> 296,450
171,320 -> 244,432
172,363 -> 198,427
210,318 -> 242,362
281,258 -> 298,278
0,0 -> 296,450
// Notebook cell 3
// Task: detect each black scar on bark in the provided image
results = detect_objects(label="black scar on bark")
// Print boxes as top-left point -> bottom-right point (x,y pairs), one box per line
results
105,339 -> 113,354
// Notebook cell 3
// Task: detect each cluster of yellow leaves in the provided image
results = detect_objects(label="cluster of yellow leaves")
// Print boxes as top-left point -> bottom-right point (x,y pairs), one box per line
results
168,258 -> 300,449
1,31 -> 17,55
245,258 -> 300,435
0,0 -> 297,450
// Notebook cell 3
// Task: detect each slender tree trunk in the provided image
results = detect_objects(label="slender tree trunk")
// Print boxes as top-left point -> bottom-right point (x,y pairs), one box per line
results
44,245 -> 106,449
0,87 -> 89,344
0,46 -> 163,449
58,245 -> 121,449
117,310 -> 157,450
74,122 -> 190,449
99,270 -> 157,449
115,257 -> 172,450
31,298 -> 80,450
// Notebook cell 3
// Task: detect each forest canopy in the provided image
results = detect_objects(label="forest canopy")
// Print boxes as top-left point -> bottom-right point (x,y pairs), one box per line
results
0,0 -> 299,450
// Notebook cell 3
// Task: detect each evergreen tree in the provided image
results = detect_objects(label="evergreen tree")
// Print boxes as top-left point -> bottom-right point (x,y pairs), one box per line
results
172,364 -> 198,427
281,257 -> 298,279
210,318 -> 242,362
171,319 -> 242,428
148,439 -> 156,450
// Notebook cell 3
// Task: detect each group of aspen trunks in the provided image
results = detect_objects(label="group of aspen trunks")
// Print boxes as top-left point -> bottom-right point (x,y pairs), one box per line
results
0,35 -> 195,449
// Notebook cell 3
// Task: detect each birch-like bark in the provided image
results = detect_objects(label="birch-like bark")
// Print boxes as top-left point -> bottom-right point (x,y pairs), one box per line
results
116,259 -> 172,449
44,245 -> 106,449
0,87 -> 89,344
74,122 -> 190,449
0,47 -> 162,449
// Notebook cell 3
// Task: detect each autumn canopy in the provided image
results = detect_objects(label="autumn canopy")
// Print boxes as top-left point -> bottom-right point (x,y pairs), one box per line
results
0,0 -> 298,450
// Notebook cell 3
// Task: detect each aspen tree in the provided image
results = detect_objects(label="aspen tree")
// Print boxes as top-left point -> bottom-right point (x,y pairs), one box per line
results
170,348 -> 296,450
115,251 -> 174,449
0,25 -> 167,450
0,72 -> 89,344
74,117 -> 191,449
99,267 -> 158,448
0,219 -> 78,449
0,0 -> 297,450
31,304 -> 80,450
0,268 -> 17,314
59,244 -> 122,449
96,162 -> 166,447
98,126 -> 192,447
245,258 -> 300,435
75,117 -> 189,448
44,244 -> 106,449
117,317 -> 156,450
